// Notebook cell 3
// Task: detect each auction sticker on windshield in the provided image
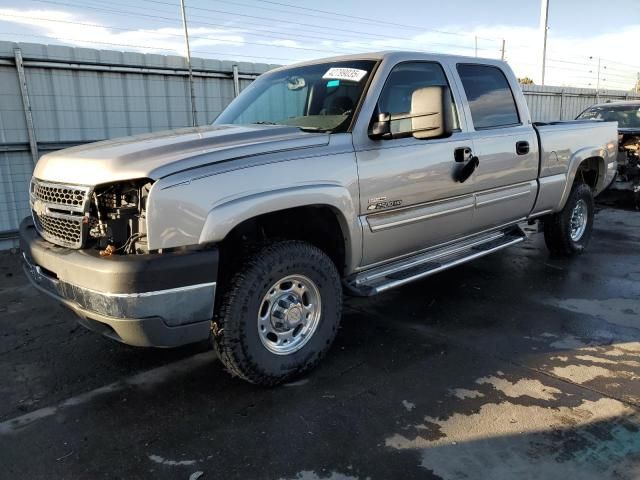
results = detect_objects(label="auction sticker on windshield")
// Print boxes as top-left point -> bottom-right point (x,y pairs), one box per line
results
322,68 -> 368,82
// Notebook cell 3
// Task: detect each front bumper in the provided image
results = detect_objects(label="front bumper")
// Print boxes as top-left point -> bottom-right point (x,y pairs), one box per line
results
20,217 -> 218,347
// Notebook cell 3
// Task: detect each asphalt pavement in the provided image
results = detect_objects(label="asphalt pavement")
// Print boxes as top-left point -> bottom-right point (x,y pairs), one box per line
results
1,199 -> 640,480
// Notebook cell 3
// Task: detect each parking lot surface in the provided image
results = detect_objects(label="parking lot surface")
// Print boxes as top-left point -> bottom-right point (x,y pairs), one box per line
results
1,202 -> 640,480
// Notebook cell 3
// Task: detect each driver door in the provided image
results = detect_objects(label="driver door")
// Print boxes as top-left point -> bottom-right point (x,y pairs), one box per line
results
354,61 -> 476,267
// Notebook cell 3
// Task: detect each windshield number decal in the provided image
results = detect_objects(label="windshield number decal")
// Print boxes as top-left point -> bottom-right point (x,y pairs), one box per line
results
322,68 -> 368,82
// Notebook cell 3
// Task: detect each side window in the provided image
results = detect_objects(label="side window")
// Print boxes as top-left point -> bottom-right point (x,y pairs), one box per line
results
377,62 -> 459,135
456,64 -> 520,129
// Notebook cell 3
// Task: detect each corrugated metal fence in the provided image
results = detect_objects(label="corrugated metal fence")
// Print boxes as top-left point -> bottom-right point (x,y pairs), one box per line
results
522,84 -> 640,122
1,41 -> 639,248
0,41 -> 277,247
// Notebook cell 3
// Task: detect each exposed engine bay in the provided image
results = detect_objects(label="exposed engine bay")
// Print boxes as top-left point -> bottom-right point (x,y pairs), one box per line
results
575,102 -> 640,207
29,177 -> 152,255
88,180 -> 151,255
615,130 -> 640,203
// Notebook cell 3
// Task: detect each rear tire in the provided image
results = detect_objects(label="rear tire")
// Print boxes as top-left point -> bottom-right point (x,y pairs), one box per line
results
212,241 -> 342,386
543,183 -> 594,256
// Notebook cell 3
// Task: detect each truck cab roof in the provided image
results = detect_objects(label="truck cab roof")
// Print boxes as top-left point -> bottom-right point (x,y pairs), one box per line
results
270,51 -> 511,73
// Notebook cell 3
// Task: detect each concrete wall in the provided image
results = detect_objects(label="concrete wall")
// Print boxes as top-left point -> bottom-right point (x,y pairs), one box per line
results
1,42 -> 639,249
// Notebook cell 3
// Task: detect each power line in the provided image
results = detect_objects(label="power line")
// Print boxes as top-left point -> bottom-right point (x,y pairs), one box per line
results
250,0 -> 499,41
142,0 -> 502,41
14,3 -> 500,58
0,31 -> 297,62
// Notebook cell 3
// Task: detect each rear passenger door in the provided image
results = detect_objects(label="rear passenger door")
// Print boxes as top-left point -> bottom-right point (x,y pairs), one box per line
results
455,64 -> 539,231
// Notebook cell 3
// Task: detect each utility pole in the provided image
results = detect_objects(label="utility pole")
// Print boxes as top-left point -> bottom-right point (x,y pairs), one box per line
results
474,36 -> 478,57
540,0 -> 549,85
501,39 -> 505,61
180,0 -> 197,127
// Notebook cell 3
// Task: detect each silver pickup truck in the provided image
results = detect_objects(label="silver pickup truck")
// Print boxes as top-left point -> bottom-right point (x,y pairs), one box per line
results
20,51 -> 617,385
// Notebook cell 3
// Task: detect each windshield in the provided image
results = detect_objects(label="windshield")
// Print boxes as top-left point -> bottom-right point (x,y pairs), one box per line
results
577,104 -> 640,129
215,60 -> 376,132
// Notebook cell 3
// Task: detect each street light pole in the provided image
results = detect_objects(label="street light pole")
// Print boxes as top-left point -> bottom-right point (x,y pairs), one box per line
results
180,0 -> 197,127
540,0 -> 549,85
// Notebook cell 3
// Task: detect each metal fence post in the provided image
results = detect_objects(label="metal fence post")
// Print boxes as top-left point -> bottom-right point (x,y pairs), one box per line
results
13,48 -> 39,166
232,65 -> 240,98
180,0 -> 197,127
559,89 -> 565,120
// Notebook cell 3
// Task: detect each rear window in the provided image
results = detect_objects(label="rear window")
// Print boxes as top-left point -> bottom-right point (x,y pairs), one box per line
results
457,64 -> 520,129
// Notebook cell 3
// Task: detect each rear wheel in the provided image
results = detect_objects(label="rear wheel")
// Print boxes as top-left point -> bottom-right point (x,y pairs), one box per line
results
212,241 -> 342,385
543,183 -> 594,256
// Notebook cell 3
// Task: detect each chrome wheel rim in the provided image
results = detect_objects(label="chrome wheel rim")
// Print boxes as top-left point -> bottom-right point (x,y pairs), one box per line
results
257,274 -> 322,355
570,199 -> 588,241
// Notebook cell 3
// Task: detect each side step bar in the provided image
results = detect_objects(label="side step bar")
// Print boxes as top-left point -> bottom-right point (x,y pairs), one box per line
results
345,227 -> 527,296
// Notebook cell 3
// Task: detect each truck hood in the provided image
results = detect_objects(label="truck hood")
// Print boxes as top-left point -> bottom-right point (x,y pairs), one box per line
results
33,124 -> 329,185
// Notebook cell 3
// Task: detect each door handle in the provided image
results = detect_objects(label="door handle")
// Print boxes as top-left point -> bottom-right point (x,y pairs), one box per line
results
454,146 -> 473,162
516,141 -> 530,155
453,147 -> 479,183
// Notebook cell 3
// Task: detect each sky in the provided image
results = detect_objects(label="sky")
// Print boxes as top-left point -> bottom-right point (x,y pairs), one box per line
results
0,0 -> 638,90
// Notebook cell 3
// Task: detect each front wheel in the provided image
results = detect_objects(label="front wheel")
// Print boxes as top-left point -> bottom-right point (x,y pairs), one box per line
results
543,183 -> 595,256
212,241 -> 342,385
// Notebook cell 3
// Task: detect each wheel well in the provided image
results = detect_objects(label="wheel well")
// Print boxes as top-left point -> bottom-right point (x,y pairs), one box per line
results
575,157 -> 602,190
218,205 -> 347,277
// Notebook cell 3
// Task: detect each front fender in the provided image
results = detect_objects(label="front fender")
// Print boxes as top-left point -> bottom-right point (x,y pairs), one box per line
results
198,183 -> 362,272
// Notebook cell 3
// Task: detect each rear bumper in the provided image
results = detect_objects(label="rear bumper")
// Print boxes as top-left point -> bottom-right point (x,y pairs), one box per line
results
20,217 -> 218,347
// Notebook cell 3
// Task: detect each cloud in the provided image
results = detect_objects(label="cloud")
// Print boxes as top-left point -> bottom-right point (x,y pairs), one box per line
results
467,24 -> 640,90
0,9 -> 245,56
0,8 -> 637,90
268,39 -> 300,48
336,23 -> 639,90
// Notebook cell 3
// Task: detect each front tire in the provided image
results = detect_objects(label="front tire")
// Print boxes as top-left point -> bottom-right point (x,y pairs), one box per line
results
213,241 -> 342,385
543,183 -> 594,256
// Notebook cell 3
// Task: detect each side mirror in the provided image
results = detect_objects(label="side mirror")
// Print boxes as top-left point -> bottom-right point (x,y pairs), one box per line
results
410,86 -> 453,140
369,112 -> 391,140
368,86 -> 453,140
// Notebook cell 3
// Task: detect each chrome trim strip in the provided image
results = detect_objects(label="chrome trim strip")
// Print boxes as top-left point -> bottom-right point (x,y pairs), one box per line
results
76,281 -> 217,298
476,190 -> 530,208
368,203 -> 474,232
474,180 -> 532,195
366,192 -> 474,217
23,253 -> 216,326
528,209 -> 553,219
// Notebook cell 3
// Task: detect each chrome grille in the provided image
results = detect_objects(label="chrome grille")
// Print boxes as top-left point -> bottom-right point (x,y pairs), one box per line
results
34,184 -> 86,208
30,179 -> 91,249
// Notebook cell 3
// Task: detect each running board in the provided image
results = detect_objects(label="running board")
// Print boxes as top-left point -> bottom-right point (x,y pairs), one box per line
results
345,227 -> 527,296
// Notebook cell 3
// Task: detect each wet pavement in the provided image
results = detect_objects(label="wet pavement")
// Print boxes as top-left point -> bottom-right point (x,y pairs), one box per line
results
1,201 -> 640,480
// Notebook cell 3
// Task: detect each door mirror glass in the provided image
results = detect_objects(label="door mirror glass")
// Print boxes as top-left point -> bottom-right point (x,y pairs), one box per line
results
410,86 -> 453,139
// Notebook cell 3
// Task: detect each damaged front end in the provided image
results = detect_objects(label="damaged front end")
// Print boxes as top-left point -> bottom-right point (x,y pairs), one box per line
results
22,176 -> 218,348
30,178 -> 152,255
612,129 -> 640,205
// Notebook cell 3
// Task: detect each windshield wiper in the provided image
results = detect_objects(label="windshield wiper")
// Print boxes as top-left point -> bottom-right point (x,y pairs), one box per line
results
252,121 -> 280,125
